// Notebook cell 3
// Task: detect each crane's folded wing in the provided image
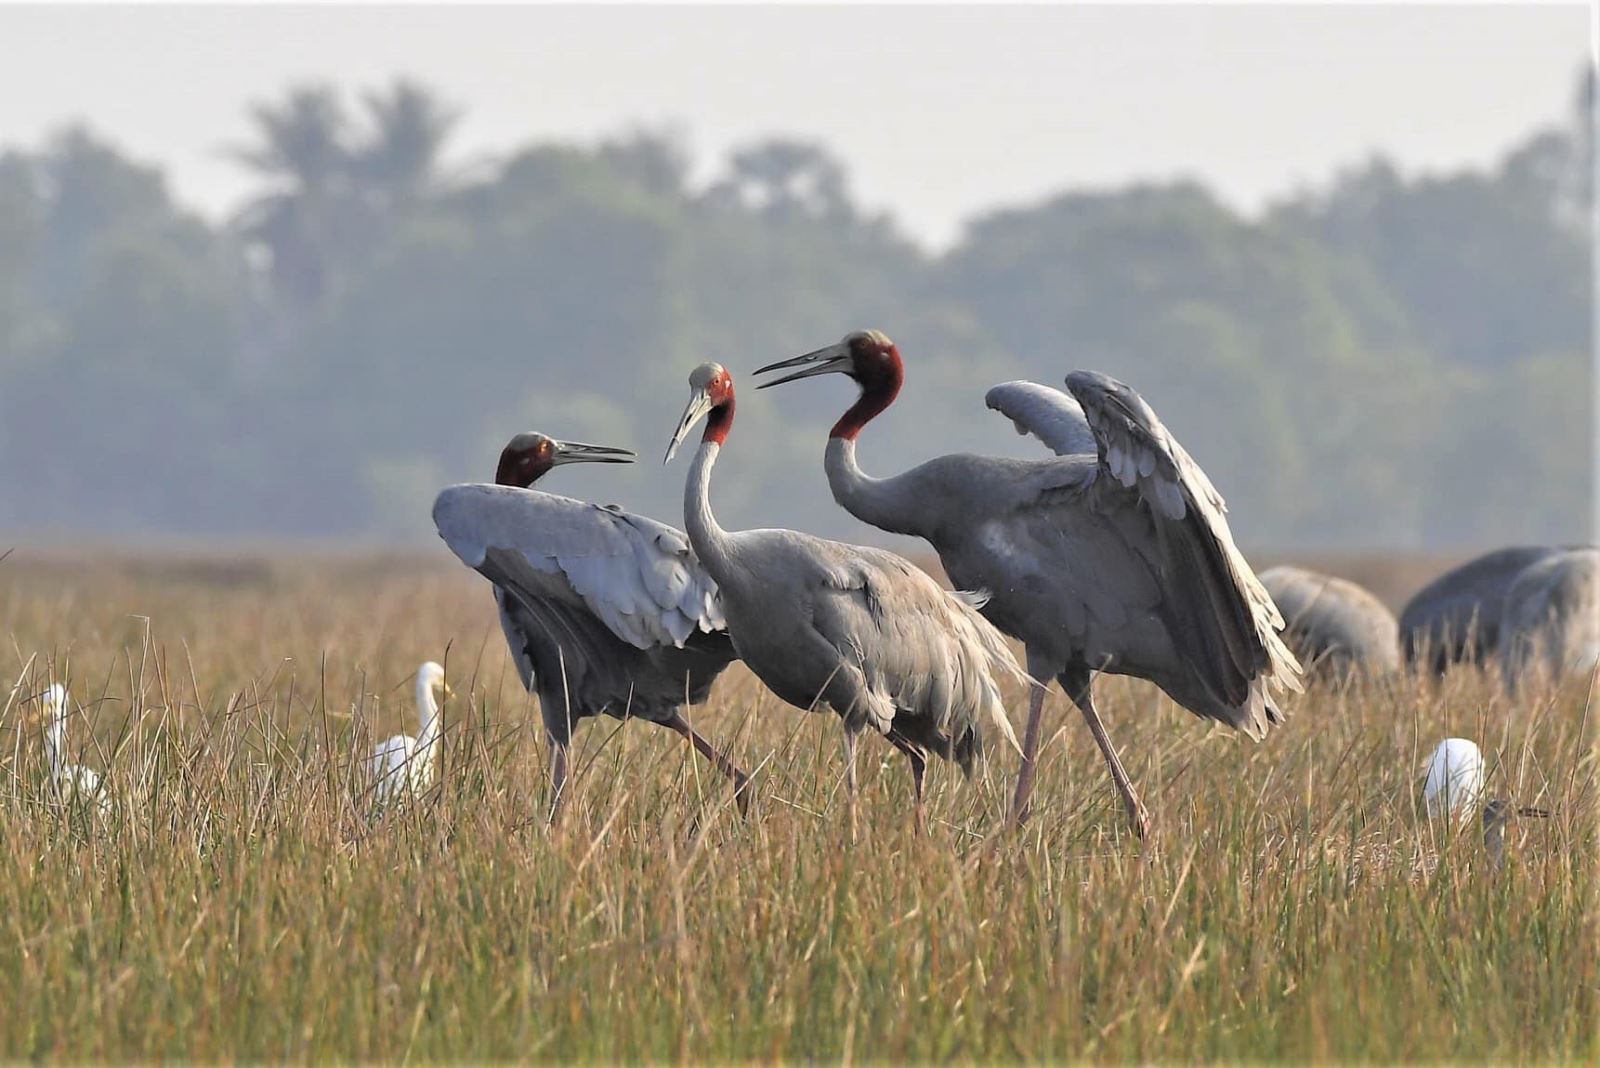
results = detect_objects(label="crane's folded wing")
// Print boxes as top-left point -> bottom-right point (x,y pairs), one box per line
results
433,483 -> 725,651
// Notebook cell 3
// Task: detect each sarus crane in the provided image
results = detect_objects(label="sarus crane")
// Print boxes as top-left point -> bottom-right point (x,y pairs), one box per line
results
755,330 -> 1300,838
433,431 -> 748,817
1257,565 -> 1400,679
1398,546 -> 1571,675
664,362 -> 1025,833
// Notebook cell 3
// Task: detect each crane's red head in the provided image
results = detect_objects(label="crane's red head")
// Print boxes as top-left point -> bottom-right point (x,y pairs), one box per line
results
664,362 -> 736,463
495,431 -> 634,487
752,329 -> 904,440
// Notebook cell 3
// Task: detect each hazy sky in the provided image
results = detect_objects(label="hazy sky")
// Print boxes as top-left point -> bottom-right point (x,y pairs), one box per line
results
0,4 -> 1589,247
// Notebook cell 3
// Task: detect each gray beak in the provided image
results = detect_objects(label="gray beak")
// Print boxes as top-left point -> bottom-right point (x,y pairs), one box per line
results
551,439 -> 636,466
664,389 -> 715,464
753,343 -> 854,389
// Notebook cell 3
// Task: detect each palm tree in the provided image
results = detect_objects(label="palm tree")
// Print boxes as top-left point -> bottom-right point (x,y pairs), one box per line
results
354,79 -> 460,210
231,85 -> 354,313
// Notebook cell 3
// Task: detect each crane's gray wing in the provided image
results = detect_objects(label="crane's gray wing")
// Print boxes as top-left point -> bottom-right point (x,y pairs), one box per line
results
985,380 -> 1098,456
433,483 -> 724,650
1064,371 -> 1302,711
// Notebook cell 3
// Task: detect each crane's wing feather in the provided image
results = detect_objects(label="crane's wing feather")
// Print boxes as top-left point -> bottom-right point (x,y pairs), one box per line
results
984,380 -> 1099,456
433,483 -> 725,651
806,542 -> 1024,756
1064,371 -> 1301,717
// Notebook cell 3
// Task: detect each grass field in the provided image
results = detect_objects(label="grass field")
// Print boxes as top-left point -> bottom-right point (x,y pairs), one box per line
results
0,552 -> 1593,1061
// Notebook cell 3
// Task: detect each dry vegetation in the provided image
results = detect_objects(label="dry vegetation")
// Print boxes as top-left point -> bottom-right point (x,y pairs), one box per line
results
0,552 -> 1594,1061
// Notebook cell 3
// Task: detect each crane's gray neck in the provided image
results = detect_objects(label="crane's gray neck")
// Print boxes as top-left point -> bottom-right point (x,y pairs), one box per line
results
825,438 -> 927,538
685,441 -> 736,580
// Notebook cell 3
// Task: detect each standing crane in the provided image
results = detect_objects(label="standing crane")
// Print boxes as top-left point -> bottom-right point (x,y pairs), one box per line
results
433,432 -> 748,817
663,362 -> 1025,834
755,331 -> 1300,838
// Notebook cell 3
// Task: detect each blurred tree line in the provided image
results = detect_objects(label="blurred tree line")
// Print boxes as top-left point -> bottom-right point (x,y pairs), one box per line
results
0,75 -> 1590,549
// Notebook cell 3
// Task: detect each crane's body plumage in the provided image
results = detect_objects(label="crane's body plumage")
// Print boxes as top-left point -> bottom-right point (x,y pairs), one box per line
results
1498,547 -> 1599,694
1258,565 -> 1400,678
685,468 -> 1020,763
755,334 -> 1299,836
1399,545 -> 1570,674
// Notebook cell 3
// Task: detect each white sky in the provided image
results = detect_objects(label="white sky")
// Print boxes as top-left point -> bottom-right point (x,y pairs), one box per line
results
0,3 -> 1589,248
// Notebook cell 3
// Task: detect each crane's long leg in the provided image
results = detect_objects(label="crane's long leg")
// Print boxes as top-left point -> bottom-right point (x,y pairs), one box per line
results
886,731 -> 928,835
1061,666 -> 1150,840
842,727 -> 860,843
548,735 -> 571,825
662,712 -> 752,817
1010,672 -> 1051,827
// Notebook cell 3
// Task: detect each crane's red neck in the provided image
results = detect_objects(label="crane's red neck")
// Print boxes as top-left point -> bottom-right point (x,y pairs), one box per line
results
830,344 -> 904,440
705,376 -> 736,446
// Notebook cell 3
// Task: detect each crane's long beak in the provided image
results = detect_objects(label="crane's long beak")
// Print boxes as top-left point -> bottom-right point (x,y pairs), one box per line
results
665,389 -> 715,464
551,439 -> 636,466
753,342 -> 853,389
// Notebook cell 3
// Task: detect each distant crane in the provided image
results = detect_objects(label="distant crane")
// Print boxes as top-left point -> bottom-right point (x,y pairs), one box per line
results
755,331 -> 1300,838
36,684 -> 111,817
1257,565 -> 1400,679
367,661 -> 450,807
664,363 -> 1025,833
1498,547 -> 1599,695
1399,546 -> 1570,674
434,432 -> 748,817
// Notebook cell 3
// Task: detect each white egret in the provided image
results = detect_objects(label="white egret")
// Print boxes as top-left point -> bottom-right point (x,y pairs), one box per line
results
38,684 -> 111,817
368,662 -> 450,807
1423,737 -> 1484,820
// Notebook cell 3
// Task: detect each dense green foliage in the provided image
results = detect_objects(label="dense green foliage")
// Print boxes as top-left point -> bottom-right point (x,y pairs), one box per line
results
0,77 -> 1589,547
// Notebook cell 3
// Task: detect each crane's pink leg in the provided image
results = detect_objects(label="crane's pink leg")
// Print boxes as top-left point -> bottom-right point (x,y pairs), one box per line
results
1062,669 -> 1150,840
548,737 -> 570,824
662,712 -> 753,817
1010,676 -> 1050,827
887,732 -> 928,835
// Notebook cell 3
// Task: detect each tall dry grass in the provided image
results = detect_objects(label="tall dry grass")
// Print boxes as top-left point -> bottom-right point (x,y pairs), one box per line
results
0,553 -> 1593,1061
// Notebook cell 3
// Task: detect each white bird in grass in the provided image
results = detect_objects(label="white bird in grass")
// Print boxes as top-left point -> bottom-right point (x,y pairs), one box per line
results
1422,737 -> 1551,868
1423,737 -> 1484,820
368,662 -> 451,807
38,684 -> 111,817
